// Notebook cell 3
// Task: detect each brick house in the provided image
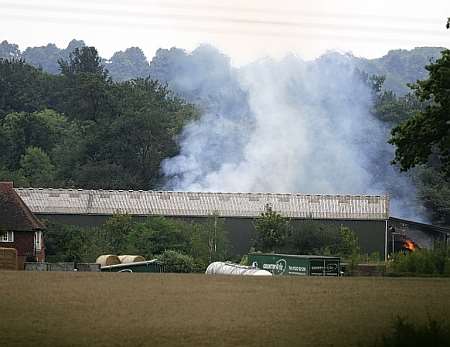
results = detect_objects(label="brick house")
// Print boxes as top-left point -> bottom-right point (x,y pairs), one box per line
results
0,182 -> 45,269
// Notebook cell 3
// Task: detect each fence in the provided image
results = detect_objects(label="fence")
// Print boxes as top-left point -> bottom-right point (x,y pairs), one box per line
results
24,262 -> 100,272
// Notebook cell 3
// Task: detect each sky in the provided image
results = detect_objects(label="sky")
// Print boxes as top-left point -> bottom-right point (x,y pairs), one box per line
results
1,0 -> 450,65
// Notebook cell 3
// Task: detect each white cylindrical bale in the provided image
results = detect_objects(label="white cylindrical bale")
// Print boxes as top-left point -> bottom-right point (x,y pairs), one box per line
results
205,261 -> 272,276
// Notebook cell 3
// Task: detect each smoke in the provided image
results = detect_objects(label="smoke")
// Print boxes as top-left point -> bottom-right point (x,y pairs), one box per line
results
159,46 -> 425,220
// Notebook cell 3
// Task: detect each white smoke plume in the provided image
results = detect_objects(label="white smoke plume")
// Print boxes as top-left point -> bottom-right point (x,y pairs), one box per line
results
158,46 -> 424,220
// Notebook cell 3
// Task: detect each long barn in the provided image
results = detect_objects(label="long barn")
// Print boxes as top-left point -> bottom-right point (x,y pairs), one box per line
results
15,188 -> 448,258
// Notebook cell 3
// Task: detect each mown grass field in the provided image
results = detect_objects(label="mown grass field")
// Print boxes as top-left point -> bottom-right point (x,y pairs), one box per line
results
0,272 -> 449,347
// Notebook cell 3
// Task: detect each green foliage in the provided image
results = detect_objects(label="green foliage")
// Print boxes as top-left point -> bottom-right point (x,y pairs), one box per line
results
189,214 -> 229,265
254,209 -> 362,263
44,221 -> 94,262
338,226 -> 360,257
390,49 -> 450,178
336,226 -> 361,274
0,53 -> 196,190
59,46 -> 107,77
389,243 -> 450,276
0,40 -> 20,60
101,214 -> 135,254
239,255 -> 249,266
356,47 -> 444,96
372,317 -> 450,347
43,215 -> 231,270
106,47 -> 150,81
126,217 -> 192,258
254,206 -> 291,252
0,59 -> 51,119
414,166 -> 450,226
369,69 -> 449,227
21,40 -> 86,74
157,250 -> 195,273
19,146 -> 55,187
285,221 -> 341,255
373,91 -> 426,124
0,109 -> 68,170
0,166 -> 28,187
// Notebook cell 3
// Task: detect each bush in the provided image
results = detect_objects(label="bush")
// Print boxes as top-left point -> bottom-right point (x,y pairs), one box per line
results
389,244 -> 450,276
157,250 -> 195,273
372,317 -> 450,347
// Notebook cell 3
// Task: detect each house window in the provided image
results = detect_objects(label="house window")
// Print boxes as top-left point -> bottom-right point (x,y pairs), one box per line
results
0,231 -> 14,242
34,231 -> 42,251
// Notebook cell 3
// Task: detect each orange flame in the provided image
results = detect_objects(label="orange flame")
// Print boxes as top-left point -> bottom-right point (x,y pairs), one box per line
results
403,239 -> 418,252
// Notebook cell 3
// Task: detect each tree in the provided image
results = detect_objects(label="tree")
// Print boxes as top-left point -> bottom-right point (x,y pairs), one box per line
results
101,214 -> 135,254
59,46 -> 106,77
0,59 -> 50,119
254,205 -> 291,252
106,47 -> 150,81
126,217 -> 192,258
43,222 -> 85,262
415,166 -> 450,226
19,147 -> 55,187
0,109 -> 70,174
0,40 -> 21,60
57,46 -> 112,122
101,78 -> 197,188
189,214 -> 229,265
389,49 -> 450,178
338,226 -> 360,273
285,222 -> 341,255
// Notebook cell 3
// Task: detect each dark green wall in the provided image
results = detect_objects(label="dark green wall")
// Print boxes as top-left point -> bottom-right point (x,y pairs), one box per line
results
37,214 -> 386,258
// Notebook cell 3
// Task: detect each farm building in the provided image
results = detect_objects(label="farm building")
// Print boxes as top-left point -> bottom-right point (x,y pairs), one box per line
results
0,182 -> 45,269
14,188 -> 449,259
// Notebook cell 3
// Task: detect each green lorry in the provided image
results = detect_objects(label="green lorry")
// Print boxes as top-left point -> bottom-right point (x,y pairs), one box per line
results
100,260 -> 165,273
248,253 -> 341,276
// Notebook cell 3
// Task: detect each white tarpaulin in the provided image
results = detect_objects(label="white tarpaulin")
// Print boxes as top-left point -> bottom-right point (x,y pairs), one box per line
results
205,262 -> 272,276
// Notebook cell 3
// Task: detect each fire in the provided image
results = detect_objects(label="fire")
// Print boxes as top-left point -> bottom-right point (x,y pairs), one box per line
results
403,239 -> 418,252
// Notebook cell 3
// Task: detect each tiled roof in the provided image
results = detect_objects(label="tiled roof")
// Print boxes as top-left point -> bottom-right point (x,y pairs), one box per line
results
0,182 -> 45,231
15,188 -> 389,220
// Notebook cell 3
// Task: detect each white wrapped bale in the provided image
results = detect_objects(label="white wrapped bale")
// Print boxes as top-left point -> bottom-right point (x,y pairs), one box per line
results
118,255 -> 145,264
205,262 -> 272,276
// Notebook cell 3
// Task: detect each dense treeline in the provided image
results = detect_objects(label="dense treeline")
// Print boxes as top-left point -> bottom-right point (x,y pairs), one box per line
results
1,40 -> 443,95
0,47 -> 197,189
388,243 -> 450,276
368,71 -> 450,227
44,214 -> 229,271
44,211 -> 364,271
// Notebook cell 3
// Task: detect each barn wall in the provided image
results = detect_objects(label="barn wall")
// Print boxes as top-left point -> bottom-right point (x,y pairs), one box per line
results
0,231 -> 39,269
388,218 -> 448,250
37,213 -> 386,257
0,231 -> 34,257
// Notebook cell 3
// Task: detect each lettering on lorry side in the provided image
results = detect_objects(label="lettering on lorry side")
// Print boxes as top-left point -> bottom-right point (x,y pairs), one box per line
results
288,265 -> 307,272
262,259 -> 287,275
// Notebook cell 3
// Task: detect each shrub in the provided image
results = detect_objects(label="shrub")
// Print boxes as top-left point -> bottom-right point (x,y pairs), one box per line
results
390,243 -> 450,276
157,250 -> 195,273
372,317 -> 450,347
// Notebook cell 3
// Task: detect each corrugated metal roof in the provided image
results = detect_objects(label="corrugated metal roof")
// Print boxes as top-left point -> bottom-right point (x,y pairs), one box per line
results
15,188 -> 389,220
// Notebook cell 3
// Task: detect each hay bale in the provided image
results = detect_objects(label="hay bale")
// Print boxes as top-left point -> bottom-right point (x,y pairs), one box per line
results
0,247 -> 17,270
96,255 -> 120,267
118,255 -> 145,264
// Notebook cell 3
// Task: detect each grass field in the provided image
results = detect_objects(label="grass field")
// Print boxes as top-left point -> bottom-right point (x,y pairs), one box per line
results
0,272 -> 449,347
